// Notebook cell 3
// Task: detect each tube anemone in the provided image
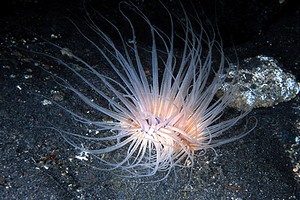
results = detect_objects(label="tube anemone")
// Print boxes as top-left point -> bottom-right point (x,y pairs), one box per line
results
43,2 -> 252,180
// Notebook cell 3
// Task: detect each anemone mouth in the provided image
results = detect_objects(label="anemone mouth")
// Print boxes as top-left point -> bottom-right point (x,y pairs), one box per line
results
40,1 -> 254,180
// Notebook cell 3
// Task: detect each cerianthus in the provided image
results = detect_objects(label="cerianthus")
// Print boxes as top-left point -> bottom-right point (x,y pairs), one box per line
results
44,1 -> 253,180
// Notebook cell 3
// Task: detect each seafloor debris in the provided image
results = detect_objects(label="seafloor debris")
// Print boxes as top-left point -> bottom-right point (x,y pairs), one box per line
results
289,131 -> 300,183
219,55 -> 300,111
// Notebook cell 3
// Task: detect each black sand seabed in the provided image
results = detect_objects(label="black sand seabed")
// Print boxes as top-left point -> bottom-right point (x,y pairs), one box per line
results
0,0 -> 299,199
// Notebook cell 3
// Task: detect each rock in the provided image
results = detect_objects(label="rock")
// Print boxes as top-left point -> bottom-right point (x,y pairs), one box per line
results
219,55 -> 300,111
